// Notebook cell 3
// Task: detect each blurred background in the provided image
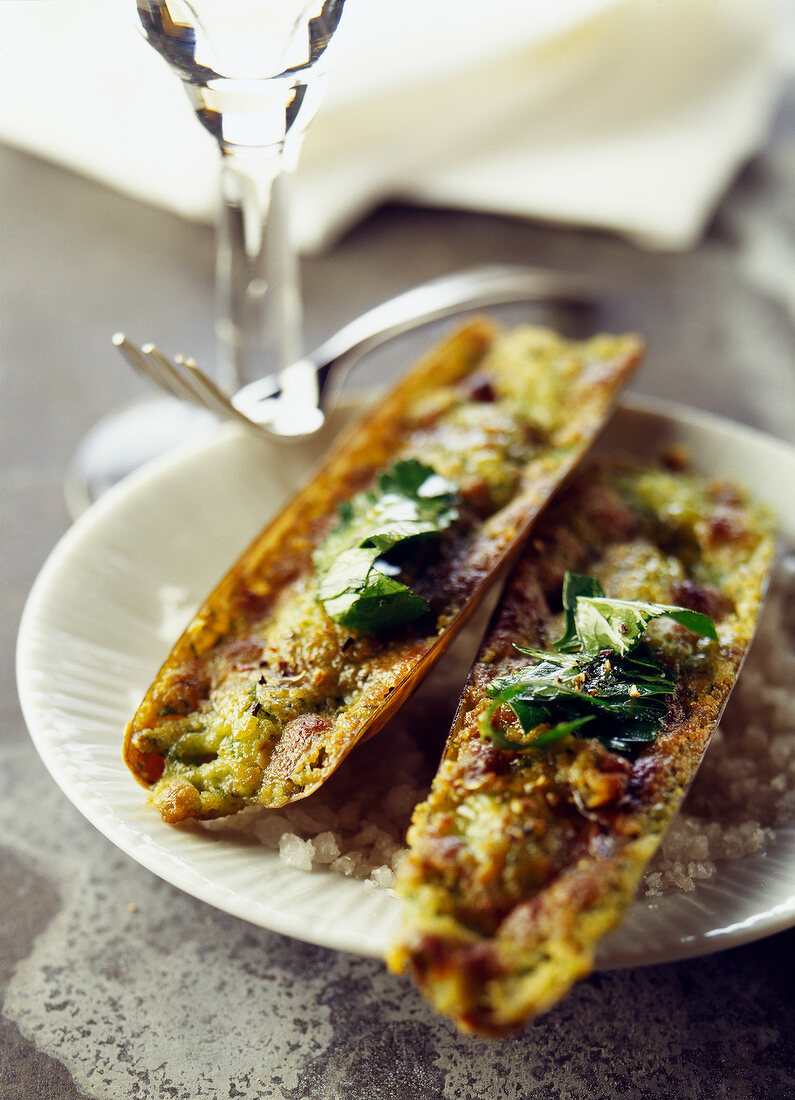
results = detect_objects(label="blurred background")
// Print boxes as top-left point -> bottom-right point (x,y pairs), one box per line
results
1,0 -> 793,462
1,0 -> 789,249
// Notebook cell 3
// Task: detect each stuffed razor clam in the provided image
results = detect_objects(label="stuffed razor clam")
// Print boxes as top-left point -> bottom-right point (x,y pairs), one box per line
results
388,459 -> 774,1036
125,322 -> 641,823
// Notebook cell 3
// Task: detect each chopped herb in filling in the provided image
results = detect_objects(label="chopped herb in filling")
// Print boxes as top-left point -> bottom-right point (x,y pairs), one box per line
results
313,459 -> 459,630
482,571 -> 717,754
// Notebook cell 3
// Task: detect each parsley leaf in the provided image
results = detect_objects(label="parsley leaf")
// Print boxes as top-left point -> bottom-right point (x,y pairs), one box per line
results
313,459 -> 459,630
482,571 -> 717,755
573,595 -> 717,655
317,547 -> 429,630
555,572 -> 605,652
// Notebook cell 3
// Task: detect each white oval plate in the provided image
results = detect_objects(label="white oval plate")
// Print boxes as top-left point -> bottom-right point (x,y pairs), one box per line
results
17,397 -> 795,964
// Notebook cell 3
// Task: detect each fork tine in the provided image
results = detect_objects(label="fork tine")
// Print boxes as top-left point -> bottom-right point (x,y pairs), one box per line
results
115,334 -> 325,441
174,354 -> 258,430
140,343 -> 220,411
176,355 -> 325,438
143,344 -> 259,432
112,333 -> 204,407
114,333 -> 265,431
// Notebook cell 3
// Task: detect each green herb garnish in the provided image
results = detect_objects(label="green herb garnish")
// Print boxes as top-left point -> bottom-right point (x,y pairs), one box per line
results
482,572 -> 717,755
313,459 -> 459,630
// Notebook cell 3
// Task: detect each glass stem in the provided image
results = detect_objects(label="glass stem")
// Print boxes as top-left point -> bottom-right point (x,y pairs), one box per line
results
215,148 -> 303,393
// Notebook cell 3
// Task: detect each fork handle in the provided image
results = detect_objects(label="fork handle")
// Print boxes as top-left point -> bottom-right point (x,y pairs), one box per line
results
236,265 -> 595,413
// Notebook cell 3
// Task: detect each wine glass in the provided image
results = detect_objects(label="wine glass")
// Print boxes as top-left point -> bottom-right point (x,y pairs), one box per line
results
65,0 -> 355,516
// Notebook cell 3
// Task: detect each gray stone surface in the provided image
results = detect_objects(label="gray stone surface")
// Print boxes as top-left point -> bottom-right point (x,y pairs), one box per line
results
1,81 -> 794,1098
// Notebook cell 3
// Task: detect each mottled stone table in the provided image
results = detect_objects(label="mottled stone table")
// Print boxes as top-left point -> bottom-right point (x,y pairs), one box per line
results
2,84 -> 794,1099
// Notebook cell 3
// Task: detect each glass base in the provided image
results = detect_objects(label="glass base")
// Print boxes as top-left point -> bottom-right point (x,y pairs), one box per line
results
64,396 -> 217,520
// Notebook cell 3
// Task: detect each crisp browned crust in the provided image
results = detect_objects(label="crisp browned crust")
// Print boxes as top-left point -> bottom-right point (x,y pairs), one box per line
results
387,461 -> 774,1036
124,322 -> 642,821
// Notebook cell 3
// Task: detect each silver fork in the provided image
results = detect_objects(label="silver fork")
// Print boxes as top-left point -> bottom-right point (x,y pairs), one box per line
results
112,335 -> 269,432
114,264 -> 595,440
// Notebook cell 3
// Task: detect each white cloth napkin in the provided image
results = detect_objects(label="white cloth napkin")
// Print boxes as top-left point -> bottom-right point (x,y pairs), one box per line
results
0,0 -> 781,251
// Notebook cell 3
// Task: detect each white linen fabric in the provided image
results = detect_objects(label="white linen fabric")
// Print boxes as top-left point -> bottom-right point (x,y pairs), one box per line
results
0,0 -> 780,251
